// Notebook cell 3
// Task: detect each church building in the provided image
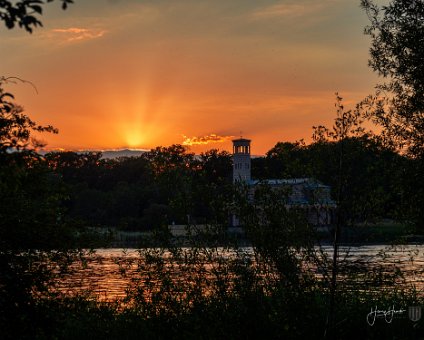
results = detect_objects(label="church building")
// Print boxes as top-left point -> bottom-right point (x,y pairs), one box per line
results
232,138 -> 335,226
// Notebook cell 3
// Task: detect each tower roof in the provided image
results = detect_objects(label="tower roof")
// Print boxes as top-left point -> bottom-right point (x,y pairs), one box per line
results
232,138 -> 251,143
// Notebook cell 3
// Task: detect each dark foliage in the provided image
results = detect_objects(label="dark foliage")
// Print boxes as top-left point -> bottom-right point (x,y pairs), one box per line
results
361,0 -> 424,228
361,0 -> 424,156
0,0 -> 73,33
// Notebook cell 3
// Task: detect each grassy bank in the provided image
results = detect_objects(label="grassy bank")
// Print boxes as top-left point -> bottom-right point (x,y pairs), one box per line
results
107,222 -> 421,248
318,221 -> 422,245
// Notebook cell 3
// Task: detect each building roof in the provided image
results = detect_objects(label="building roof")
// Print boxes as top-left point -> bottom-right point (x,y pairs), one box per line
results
232,138 -> 251,143
248,178 -> 336,205
248,178 -> 330,188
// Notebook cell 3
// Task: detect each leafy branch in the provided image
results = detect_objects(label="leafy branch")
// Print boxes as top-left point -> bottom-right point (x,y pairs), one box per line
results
0,0 -> 74,33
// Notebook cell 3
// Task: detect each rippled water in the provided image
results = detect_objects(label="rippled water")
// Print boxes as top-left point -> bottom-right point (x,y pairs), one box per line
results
58,245 -> 424,301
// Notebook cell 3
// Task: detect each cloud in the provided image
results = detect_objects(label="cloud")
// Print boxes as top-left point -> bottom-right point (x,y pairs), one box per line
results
51,27 -> 107,42
251,1 -> 334,19
182,134 -> 234,146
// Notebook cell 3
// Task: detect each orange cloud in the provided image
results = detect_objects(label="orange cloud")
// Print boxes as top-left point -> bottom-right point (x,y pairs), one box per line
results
182,134 -> 234,146
51,27 -> 106,42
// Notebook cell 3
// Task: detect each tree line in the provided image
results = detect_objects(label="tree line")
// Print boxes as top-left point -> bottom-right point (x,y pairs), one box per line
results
39,122 -> 420,233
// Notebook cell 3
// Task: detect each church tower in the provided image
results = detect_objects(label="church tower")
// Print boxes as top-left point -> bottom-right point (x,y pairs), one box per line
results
232,138 -> 251,183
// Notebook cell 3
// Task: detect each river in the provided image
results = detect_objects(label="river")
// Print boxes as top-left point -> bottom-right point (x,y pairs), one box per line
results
58,245 -> 424,301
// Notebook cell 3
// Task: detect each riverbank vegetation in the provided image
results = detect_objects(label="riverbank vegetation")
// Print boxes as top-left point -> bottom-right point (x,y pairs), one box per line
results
2,224 -> 423,339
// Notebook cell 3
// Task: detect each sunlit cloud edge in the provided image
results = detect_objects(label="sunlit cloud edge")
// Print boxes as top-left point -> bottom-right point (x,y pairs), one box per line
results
182,134 -> 234,146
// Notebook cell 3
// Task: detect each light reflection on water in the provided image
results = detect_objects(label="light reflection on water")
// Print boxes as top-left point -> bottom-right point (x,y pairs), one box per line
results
58,245 -> 424,301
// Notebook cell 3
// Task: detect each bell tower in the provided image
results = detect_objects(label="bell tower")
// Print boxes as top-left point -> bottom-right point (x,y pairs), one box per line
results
232,138 -> 251,183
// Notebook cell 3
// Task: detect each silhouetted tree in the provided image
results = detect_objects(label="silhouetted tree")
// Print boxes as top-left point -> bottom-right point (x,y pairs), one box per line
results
361,0 -> 424,157
0,78 -> 87,339
0,77 -> 57,154
361,0 -> 424,228
199,149 -> 232,183
0,0 -> 74,32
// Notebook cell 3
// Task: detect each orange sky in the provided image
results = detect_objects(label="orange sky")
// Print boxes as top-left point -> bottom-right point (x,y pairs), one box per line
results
0,0 -> 382,155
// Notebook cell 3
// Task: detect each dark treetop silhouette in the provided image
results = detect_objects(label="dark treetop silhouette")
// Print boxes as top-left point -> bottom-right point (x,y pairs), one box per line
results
0,0 -> 73,33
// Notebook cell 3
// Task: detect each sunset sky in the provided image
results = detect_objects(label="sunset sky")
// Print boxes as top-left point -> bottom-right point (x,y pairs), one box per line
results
0,0 -> 382,155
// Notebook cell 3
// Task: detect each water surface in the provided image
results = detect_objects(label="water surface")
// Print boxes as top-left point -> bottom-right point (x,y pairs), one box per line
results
59,245 -> 424,301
